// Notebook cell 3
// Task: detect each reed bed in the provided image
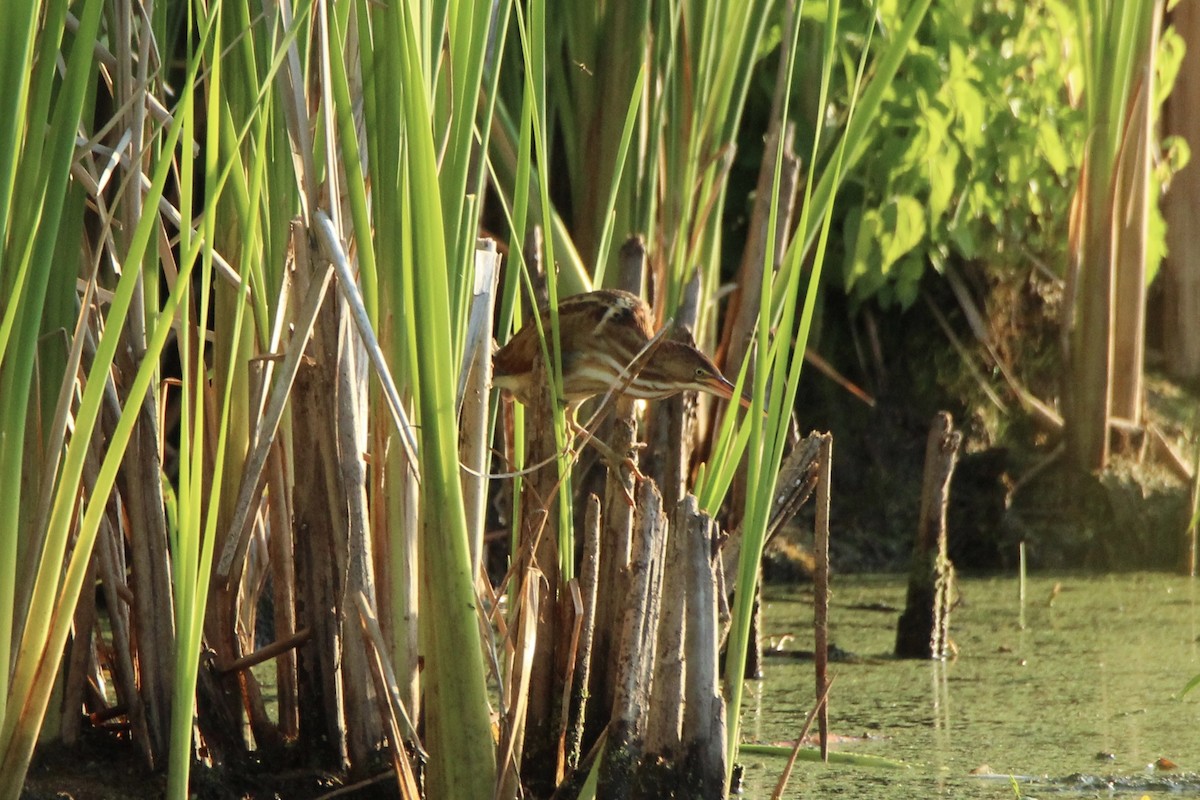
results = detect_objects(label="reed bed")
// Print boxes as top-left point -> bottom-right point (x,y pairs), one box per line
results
0,0 -> 929,796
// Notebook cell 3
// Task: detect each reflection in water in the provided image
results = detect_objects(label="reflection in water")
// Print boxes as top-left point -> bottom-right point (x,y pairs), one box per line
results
740,573 -> 1200,798
930,658 -> 950,795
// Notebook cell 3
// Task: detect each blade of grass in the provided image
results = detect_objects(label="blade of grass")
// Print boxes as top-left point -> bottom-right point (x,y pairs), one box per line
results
0,0 -> 107,763
393,0 -> 497,793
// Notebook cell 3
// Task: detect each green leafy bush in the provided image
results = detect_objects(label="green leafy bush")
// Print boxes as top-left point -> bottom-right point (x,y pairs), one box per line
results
841,0 -> 1085,308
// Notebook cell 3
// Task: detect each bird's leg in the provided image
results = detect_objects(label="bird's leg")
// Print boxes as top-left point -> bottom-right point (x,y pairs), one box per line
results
566,406 -> 644,504
589,435 -> 648,483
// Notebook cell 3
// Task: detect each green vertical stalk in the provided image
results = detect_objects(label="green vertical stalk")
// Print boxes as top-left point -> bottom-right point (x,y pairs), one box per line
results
395,0 -> 496,795
1068,0 -> 1158,471
0,8 -> 199,783
0,0 -> 103,751
0,0 -> 38,268
721,0 -> 926,773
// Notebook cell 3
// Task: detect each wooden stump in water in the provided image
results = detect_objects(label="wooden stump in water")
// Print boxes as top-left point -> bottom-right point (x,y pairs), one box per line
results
895,412 -> 961,659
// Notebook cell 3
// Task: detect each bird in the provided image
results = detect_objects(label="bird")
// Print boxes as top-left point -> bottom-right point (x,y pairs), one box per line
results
492,289 -> 741,408
492,289 -> 745,495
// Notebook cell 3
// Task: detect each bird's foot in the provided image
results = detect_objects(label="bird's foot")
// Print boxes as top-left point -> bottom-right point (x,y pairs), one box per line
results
608,456 -> 645,506
591,441 -> 644,506
619,455 -> 647,484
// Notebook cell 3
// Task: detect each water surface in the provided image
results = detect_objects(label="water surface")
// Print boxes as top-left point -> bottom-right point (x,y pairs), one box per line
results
741,573 -> 1200,798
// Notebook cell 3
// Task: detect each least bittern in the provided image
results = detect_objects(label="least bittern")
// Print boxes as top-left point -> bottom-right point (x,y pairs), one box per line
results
493,289 -> 740,408
492,290 -> 742,478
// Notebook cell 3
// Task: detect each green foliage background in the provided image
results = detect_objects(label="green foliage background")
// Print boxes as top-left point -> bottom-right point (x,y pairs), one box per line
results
829,0 -> 1183,312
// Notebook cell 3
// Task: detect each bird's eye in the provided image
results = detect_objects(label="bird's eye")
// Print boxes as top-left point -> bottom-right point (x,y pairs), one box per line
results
695,367 -> 706,378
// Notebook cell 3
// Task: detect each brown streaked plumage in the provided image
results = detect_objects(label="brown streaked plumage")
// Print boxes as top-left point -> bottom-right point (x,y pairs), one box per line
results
492,289 -> 742,407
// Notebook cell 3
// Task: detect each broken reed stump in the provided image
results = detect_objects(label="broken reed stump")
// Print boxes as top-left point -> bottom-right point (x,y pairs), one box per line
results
813,433 -> 833,760
718,432 -> 822,678
516,348 -> 564,795
548,484 -> 730,798
589,485 -> 729,799
895,412 -> 962,659
581,393 -> 639,749
287,223 -> 381,771
564,495 -> 603,774
582,239 -> 646,749
677,497 -> 728,798
599,481 -> 667,797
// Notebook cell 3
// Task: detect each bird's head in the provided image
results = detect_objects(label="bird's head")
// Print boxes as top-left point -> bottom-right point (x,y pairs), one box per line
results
635,341 -> 750,407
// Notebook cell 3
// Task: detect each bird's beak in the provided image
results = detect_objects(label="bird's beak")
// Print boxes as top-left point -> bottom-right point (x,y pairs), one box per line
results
705,373 -> 754,410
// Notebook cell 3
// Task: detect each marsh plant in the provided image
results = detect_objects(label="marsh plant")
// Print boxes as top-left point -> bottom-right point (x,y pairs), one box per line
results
0,0 -> 987,796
